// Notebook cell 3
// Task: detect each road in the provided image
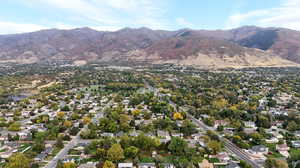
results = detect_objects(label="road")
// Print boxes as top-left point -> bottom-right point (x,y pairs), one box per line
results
186,113 -> 261,168
43,101 -> 110,168
144,81 -> 262,168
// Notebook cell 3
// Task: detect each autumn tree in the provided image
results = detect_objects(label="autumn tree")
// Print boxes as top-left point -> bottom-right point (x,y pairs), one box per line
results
173,112 -> 183,120
63,162 -> 77,168
5,153 -> 31,168
57,112 -> 65,119
107,144 -> 124,162
63,120 -> 72,128
82,116 -> 91,125
207,140 -> 222,154
103,160 -> 115,168
264,158 -> 288,168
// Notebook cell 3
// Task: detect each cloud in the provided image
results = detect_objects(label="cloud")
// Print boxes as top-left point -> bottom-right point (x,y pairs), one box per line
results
23,0 -> 168,30
226,0 -> 300,30
36,0 -> 118,24
176,17 -> 194,28
0,21 -> 47,34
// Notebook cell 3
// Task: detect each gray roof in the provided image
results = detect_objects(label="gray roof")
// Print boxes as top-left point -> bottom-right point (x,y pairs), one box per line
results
251,145 -> 268,152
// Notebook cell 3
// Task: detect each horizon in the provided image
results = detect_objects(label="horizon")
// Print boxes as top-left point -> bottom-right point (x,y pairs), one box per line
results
1,0 -> 300,35
0,25 -> 294,36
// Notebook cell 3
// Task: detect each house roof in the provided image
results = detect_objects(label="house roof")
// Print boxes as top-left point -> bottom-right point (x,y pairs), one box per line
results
251,145 -> 268,152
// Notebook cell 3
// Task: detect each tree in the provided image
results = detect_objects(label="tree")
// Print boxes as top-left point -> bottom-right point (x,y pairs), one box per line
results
239,160 -> 252,168
180,120 -> 197,136
173,112 -> 183,120
124,146 -> 139,158
63,120 -> 72,128
61,105 -> 70,111
32,140 -> 45,153
5,153 -> 31,168
95,148 -> 106,160
287,121 -> 298,131
107,144 -> 124,162
103,160 -> 115,168
55,137 -> 64,148
63,162 -> 77,168
264,158 -> 288,168
8,122 -> 21,131
82,116 -> 91,125
207,140 -> 222,154
168,137 -> 187,155
132,109 -> 141,116
57,112 -> 65,119
212,98 -> 228,109
249,132 -> 264,145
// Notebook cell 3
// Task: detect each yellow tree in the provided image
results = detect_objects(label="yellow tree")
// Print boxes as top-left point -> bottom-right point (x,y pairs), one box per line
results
57,112 -> 65,119
5,153 -> 31,168
207,140 -> 222,154
103,160 -> 115,168
63,120 -> 72,128
132,109 -> 141,116
173,112 -> 183,120
212,98 -> 228,109
63,162 -> 77,168
82,116 -> 91,125
107,144 -> 124,162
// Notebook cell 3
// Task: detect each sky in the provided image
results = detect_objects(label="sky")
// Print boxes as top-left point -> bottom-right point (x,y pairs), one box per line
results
0,0 -> 300,34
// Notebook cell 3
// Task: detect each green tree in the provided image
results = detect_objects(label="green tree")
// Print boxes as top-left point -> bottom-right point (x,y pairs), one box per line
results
207,140 -> 222,154
264,158 -> 288,168
180,120 -> 197,136
287,121 -> 298,131
95,148 -> 106,160
7,122 -> 21,131
168,137 -> 188,155
124,146 -> 139,158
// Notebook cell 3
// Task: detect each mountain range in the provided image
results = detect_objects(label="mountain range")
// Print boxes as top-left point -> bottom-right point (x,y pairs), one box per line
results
0,26 -> 300,68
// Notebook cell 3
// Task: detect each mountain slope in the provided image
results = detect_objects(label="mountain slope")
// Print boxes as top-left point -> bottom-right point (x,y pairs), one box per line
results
0,26 -> 298,68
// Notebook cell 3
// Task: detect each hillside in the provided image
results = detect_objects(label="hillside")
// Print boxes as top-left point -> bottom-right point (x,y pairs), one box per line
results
0,26 -> 299,68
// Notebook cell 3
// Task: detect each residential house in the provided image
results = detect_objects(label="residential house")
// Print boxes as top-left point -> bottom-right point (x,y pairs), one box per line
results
291,141 -> 300,148
160,163 -> 175,168
294,131 -> 300,138
118,163 -> 133,168
249,145 -> 268,155
137,163 -> 156,168
243,128 -> 257,134
265,137 -> 279,144
157,130 -> 171,141
276,144 -> 290,158
244,121 -> 256,128
198,159 -> 214,168
210,152 -> 230,163
225,161 -> 241,168
214,120 -> 229,128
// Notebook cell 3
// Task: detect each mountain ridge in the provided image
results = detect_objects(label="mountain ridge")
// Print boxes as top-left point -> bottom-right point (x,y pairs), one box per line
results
0,26 -> 299,68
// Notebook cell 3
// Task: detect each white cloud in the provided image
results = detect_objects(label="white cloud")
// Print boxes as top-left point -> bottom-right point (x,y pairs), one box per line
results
226,0 -> 300,30
37,0 -> 118,24
22,0 -> 168,30
176,17 -> 193,28
0,21 -> 47,34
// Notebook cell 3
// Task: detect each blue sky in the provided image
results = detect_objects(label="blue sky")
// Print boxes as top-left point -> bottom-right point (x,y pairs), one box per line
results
0,0 -> 299,34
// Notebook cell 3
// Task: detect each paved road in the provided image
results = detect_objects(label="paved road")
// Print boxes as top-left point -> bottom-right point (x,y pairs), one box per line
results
43,102 -> 109,168
186,113 -> 261,168
43,134 -> 80,168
